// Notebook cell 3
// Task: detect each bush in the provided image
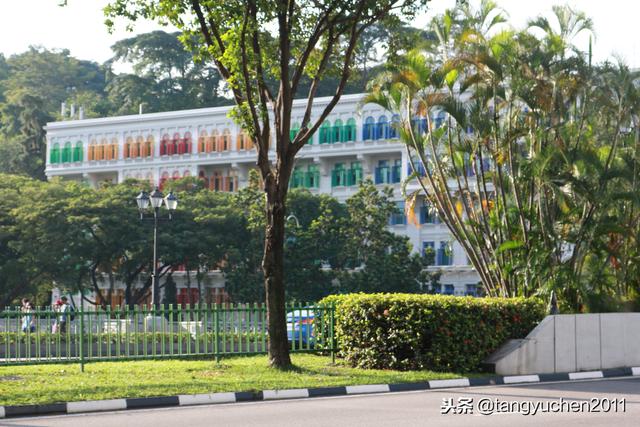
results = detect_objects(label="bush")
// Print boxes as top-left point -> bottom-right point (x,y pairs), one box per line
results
319,293 -> 545,372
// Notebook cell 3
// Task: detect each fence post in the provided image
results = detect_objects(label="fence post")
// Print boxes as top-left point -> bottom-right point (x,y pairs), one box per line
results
79,306 -> 85,372
330,304 -> 335,364
213,303 -> 219,363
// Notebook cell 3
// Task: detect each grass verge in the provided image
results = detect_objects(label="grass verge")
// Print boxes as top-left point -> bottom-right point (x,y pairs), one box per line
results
0,355 -> 462,406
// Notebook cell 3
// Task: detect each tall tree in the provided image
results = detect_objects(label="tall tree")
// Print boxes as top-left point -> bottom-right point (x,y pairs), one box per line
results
105,0 -> 429,368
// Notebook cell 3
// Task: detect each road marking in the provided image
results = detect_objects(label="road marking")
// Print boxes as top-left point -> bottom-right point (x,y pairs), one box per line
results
263,389 -> 309,400
178,393 -> 236,406
568,371 -> 603,380
429,379 -> 470,388
503,375 -> 540,384
346,384 -> 390,394
67,399 -> 127,413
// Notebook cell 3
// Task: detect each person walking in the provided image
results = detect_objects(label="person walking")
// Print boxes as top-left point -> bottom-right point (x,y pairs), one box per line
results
21,298 -> 35,333
57,297 -> 71,334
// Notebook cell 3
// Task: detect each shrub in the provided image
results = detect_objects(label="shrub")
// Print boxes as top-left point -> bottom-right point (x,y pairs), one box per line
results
319,293 -> 545,372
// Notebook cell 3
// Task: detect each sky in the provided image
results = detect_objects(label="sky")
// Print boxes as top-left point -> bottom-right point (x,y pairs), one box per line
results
0,0 -> 638,69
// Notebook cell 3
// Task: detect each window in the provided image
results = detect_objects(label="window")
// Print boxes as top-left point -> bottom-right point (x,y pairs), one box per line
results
343,118 -> 357,142
95,141 -> 105,161
375,160 -> 389,184
444,284 -> 455,295
198,130 -> 207,153
290,167 -> 305,189
72,142 -> 83,162
305,165 -> 320,188
290,122 -> 300,142
363,116 -> 375,140
219,129 -> 231,151
376,115 -> 388,140
348,161 -> 363,186
160,135 -> 169,156
61,142 -> 72,163
319,120 -> 331,144
422,241 -> 435,257
50,143 -> 61,164
331,163 -> 347,187
170,133 -> 179,155
238,131 -> 253,150
389,115 -> 400,139
420,202 -> 440,224
465,284 -> 478,297
332,119 -> 342,143
124,137 -> 132,159
389,201 -> 406,225
391,159 -> 401,183
87,143 -> 95,161
412,117 -> 427,134
431,283 -> 442,294
437,241 -> 452,266
183,132 -> 192,154
142,136 -> 153,157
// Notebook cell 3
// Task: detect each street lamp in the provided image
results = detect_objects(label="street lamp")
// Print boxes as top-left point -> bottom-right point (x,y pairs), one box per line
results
136,187 -> 178,307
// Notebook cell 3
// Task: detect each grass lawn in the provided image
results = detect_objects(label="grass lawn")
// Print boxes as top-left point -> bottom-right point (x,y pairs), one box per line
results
0,355 -> 462,406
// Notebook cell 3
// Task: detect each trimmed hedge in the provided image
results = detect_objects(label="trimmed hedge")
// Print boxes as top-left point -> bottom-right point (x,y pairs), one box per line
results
319,293 -> 545,372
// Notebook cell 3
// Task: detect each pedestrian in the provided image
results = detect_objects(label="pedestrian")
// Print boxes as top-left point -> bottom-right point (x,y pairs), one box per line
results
21,298 -> 35,333
52,299 -> 62,333
57,296 -> 72,334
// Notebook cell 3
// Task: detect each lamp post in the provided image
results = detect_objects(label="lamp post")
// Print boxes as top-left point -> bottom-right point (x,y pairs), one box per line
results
136,188 -> 178,307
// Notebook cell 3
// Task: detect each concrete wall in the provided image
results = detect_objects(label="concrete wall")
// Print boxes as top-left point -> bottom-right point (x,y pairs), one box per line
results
485,313 -> 640,375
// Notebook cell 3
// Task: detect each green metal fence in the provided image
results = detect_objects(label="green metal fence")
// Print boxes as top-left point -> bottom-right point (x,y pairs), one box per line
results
0,303 -> 336,369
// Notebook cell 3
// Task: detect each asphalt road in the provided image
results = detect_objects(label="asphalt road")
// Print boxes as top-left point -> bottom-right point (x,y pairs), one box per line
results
2,377 -> 639,427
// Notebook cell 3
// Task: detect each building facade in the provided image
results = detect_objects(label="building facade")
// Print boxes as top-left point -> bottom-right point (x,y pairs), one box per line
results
45,94 -> 480,301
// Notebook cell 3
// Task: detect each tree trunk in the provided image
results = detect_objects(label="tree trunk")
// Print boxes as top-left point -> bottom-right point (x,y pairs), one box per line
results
263,187 -> 292,369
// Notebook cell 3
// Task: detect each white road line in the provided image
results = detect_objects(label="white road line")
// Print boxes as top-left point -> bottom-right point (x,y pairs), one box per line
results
429,379 -> 471,388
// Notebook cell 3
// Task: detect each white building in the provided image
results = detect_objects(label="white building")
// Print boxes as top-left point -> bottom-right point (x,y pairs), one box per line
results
45,94 -> 480,302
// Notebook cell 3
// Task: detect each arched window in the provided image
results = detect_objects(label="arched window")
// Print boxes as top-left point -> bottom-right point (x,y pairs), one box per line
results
146,172 -> 154,185
332,119 -> 343,143
124,137 -> 132,159
412,116 -> 427,134
363,116 -> 375,140
183,170 -> 191,177
319,120 -> 331,144
50,143 -> 61,164
172,171 -> 180,180
238,131 -> 253,150
198,130 -> 207,153
61,142 -> 71,163
177,133 -> 186,155
212,172 -> 222,191
290,122 -> 300,142
343,118 -> 357,142
219,129 -> 231,151
132,136 -> 142,158
144,136 -> 153,158
111,138 -> 119,159
183,132 -> 192,154
209,130 -> 218,152
160,134 -> 170,156
97,139 -> 107,160
389,115 -> 400,139
170,133 -> 179,155
87,142 -> 95,161
376,116 -> 388,140
72,141 -> 83,162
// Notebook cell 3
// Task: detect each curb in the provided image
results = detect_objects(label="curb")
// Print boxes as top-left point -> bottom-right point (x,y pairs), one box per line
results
2,367 -> 639,419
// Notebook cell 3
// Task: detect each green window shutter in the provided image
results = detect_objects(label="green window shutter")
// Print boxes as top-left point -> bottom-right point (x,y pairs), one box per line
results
345,118 -> 357,142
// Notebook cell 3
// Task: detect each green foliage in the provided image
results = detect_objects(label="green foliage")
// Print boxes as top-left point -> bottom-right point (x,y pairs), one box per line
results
320,293 -> 545,372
